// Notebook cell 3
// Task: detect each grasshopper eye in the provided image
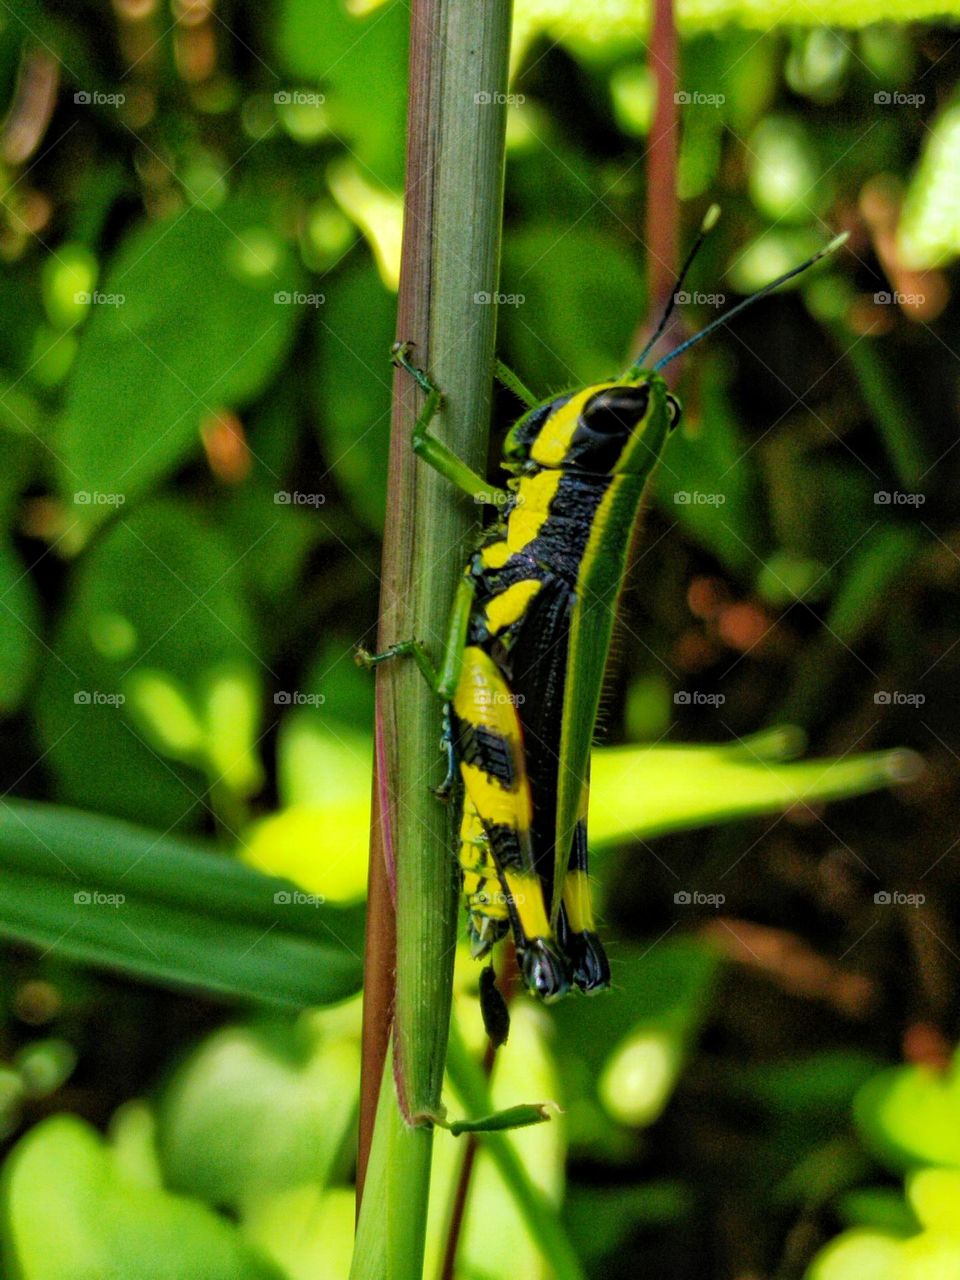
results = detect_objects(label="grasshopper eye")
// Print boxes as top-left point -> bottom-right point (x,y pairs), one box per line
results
566,384 -> 651,471
666,395 -> 682,431
581,385 -> 650,434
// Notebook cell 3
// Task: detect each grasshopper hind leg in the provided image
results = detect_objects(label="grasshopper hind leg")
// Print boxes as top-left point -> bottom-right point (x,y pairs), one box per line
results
557,817 -> 611,993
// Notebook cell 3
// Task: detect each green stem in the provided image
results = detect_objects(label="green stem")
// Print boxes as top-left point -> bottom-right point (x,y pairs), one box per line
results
445,1022 -> 585,1280
354,0 -> 513,1274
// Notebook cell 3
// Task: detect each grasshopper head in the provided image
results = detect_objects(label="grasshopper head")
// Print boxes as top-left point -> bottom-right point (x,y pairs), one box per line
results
502,372 -> 679,480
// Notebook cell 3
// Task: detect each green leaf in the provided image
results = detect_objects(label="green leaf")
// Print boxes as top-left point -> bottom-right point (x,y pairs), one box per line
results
243,1185 -> 356,1280
806,1229 -> 906,1280
0,800 -> 364,1007
34,500 -> 261,828
590,735 -> 914,844
0,1115 -> 284,1280
157,1017 -> 360,1209
898,93 -> 960,269
445,1103 -> 553,1136
513,0 -> 960,62
55,203 -> 302,520
275,0 -> 409,187
855,1059 -> 960,1173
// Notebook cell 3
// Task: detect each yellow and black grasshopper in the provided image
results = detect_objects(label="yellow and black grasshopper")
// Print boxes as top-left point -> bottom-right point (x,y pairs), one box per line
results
361,211 -> 845,1023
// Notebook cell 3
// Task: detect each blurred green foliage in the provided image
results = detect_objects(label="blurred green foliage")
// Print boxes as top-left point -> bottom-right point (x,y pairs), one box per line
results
0,0 -> 957,1277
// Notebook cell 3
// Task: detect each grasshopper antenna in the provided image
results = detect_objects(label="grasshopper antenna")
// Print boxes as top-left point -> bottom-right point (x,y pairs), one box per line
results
653,231 -> 849,373
627,202 -> 722,378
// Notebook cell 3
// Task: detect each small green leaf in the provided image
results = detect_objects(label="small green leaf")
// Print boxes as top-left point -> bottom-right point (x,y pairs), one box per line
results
445,1103 -> 554,1136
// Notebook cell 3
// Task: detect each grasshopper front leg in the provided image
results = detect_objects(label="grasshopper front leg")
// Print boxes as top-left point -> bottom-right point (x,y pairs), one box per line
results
391,342 -> 508,507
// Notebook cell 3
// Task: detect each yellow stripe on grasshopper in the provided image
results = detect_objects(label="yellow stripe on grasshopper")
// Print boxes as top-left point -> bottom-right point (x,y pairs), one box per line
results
480,540 -> 511,569
529,383 -> 617,467
453,646 -> 533,831
506,468 -> 562,554
505,870 -> 553,940
459,762 -> 531,831
484,578 -> 541,636
562,870 -> 595,934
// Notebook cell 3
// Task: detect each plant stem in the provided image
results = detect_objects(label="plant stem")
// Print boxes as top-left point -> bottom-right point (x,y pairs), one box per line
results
645,0 -> 679,336
355,0 -> 513,1267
